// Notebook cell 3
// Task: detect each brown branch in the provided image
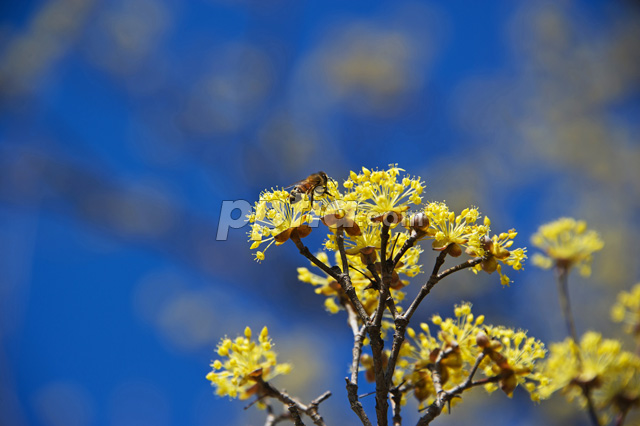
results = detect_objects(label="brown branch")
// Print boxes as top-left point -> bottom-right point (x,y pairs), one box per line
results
258,379 -> 330,426
287,403 -> 306,426
294,235 -> 370,325
390,385 -> 403,426
343,298 -> 371,426
264,405 -> 293,426
436,256 -> 483,282
386,296 -> 399,320
368,322 -> 389,426
366,263 -> 382,290
556,265 -> 579,344
308,391 -> 332,422
416,363 -> 500,426
369,223 -> 392,426
336,227 -> 352,280
293,238 -> 340,281
334,229 -> 371,325
581,385 -> 602,426
392,231 -> 420,269
384,316 -> 408,388
346,378 -> 373,426
556,265 -> 601,426
403,249 -> 449,322
462,353 -> 486,388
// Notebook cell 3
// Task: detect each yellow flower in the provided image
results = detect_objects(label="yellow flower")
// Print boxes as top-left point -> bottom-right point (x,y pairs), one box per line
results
531,218 -> 604,276
538,331 -> 640,423
611,283 -> 640,339
247,189 -> 313,261
467,226 -> 527,286
422,203 -> 485,251
344,165 -> 424,224
206,326 -> 292,401
397,303 -> 546,409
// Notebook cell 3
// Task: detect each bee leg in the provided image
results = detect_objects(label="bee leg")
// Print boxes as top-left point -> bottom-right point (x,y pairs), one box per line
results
308,192 -> 315,210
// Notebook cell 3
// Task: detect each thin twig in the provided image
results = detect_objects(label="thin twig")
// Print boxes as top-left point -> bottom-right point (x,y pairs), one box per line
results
351,264 -> 378,289
556,265 -> 579,343
462,353 -> 486,388
366,263 -> 382,290
293,238 -> 340,281
403,250 -> 449,321
416,371 -> 501,426
344,302 -> 372,426
336,227 -> 352,279
556,264 -> 601,426
287,403 -> 306,426
392,231 -> 420,269
258,379 -> 330,426
346,378 -> 373,426
334,230 -> 371,325
294,236 -> 370,324
436,257 -> 483,282
264,405 -> 292,426
583,388 -> 602,426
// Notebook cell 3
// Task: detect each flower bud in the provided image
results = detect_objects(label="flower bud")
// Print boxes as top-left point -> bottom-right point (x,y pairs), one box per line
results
481,256 -> 498,274
480,235 -> 493,252
476,331 -> 490,348
448,243 -> 462,257
409,212 -> 430,232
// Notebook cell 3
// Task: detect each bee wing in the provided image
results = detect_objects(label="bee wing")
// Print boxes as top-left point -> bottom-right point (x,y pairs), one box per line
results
284,175 -> 316,190
283,179 -> 305,190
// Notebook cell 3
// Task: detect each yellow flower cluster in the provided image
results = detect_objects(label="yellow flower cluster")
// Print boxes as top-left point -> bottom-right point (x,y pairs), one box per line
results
417,203 -> 526,286
611,283 -> 640,338
206,326 -> 292,400
421,203 -> 485,251
531,217 -> 604,276
248,189 -> 314,262
538,332 -> 640,423
247,167 -> 525,288
319,165 -> 425,268
392,303 -> 547,409
342,165 -> 424,223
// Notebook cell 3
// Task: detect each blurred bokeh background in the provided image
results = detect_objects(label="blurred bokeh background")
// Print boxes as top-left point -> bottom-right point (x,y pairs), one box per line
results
1,0 -> 639,425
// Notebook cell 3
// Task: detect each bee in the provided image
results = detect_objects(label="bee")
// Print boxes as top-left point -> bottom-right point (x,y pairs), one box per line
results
286,171 -> 333,205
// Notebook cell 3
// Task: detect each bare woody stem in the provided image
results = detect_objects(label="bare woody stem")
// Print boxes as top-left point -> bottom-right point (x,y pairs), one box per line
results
335,228 -> 374,426
556,264 -> 579,344
264,405 -> 294,426
287,404 -> 306,426
390,385 -> 403,426
556,264 -> 601,426
403,250 -> 449,321
294,236 -> 370,325
369,222 -> 392,426
417,353 -> 497,426
392,230 -> 420,268
258,379 -> 331,426
344,303 -> 373,426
